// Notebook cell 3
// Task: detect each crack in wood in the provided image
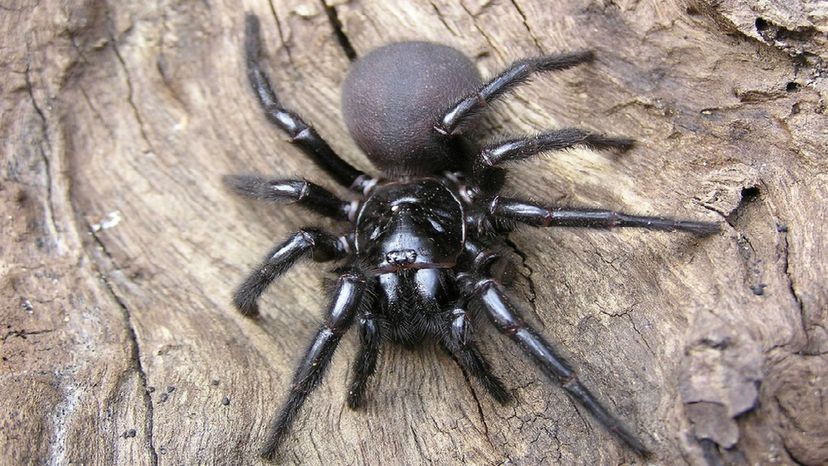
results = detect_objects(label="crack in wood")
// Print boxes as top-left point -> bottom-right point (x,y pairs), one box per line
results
267,0 -> 295,65
321,0 -> 357,61
409,424 -> 435,464
0,328 -> 55,342
503,237 -> 544,329
86,224 -> 159,466
782,230 -> 809,351
459,2 -> 501,59
452,354 -> 502,456
509,0 -> 544,54
106,29 -> 156,156
23,60 -> 60,249
429,1 -> 458,38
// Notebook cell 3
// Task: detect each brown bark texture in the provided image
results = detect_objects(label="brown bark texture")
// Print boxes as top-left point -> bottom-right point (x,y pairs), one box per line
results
2,0 -> 827,465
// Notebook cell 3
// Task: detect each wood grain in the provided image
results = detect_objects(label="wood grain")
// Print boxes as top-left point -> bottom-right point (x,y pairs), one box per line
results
2,0 -> 826,464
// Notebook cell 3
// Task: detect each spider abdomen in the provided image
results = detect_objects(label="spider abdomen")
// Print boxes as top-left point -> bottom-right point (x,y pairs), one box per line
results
341,42 -> 482,175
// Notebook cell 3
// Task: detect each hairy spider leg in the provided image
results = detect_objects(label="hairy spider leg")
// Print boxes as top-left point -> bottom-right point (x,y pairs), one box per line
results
233,229 -> 350,316
476,128 -> 633,170
490,197 -> 721,235
440,305 -> 511,404
261,271 -> 370,461
466,276 -> 650,456
470,127 -> 632,194
223,175 -> 354,221
245,14 -> 373,192
435,51 -> 595,136
347,308 -> 381,409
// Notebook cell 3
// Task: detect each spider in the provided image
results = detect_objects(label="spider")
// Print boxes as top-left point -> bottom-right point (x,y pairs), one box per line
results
226,13 -> 719,461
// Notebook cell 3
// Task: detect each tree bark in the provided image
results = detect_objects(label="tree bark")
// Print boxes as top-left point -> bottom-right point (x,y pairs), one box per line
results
2,0 -> 826,464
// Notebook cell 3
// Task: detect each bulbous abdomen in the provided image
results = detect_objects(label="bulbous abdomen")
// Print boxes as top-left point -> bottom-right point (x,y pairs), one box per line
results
341,42 -> 481,175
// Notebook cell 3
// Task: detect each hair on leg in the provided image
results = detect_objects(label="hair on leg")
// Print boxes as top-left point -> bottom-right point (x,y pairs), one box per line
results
467,276 -> 650,456
244,13 -> 373,192
233,229 -> 350,316
489,197 -> 720,235
223,175 -> 354,220
441,306 -> 511,404
346,308 -> 381,409
261,270 -> 369,461
477,128 -> 633,171
435,51 -> 594,136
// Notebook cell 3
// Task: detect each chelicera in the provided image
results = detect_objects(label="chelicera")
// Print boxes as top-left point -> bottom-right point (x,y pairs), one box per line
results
226,13 -> 719,461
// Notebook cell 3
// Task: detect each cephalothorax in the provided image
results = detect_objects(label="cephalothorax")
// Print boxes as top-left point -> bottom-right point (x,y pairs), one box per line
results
227,14 -> 719,461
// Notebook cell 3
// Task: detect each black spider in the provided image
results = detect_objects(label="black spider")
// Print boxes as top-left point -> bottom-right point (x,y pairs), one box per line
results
226,13 -> 719,461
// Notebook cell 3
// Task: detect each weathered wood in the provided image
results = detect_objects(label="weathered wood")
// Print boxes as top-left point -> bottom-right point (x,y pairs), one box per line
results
2,0 -> 826,464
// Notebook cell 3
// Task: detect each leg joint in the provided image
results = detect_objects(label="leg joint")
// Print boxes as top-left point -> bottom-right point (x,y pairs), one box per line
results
296,229 -> 318,248
325,271 -> 368,329
290,126 -> 315,144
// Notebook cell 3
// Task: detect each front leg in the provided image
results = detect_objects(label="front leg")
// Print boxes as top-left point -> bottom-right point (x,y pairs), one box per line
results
233,228 -> 349,316
441,306 -> 511,404
346,308 -> 381,409
261,270 -> 369,460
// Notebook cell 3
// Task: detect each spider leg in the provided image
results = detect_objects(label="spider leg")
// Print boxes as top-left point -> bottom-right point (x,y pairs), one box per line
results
465,276 -> 649,456
477,128 -> 633,171
346,308 -> 381,409
233,229 -> 350,316
223,175 -> 354,221
244,14 -> 374,192
490,196 -> 720,235
435,51 -> 594,136
441,306 -> 511,404
261,270 -> 369,461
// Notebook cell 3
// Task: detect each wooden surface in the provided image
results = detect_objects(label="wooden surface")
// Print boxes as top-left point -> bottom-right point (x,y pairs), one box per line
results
2,0 -> 826,464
